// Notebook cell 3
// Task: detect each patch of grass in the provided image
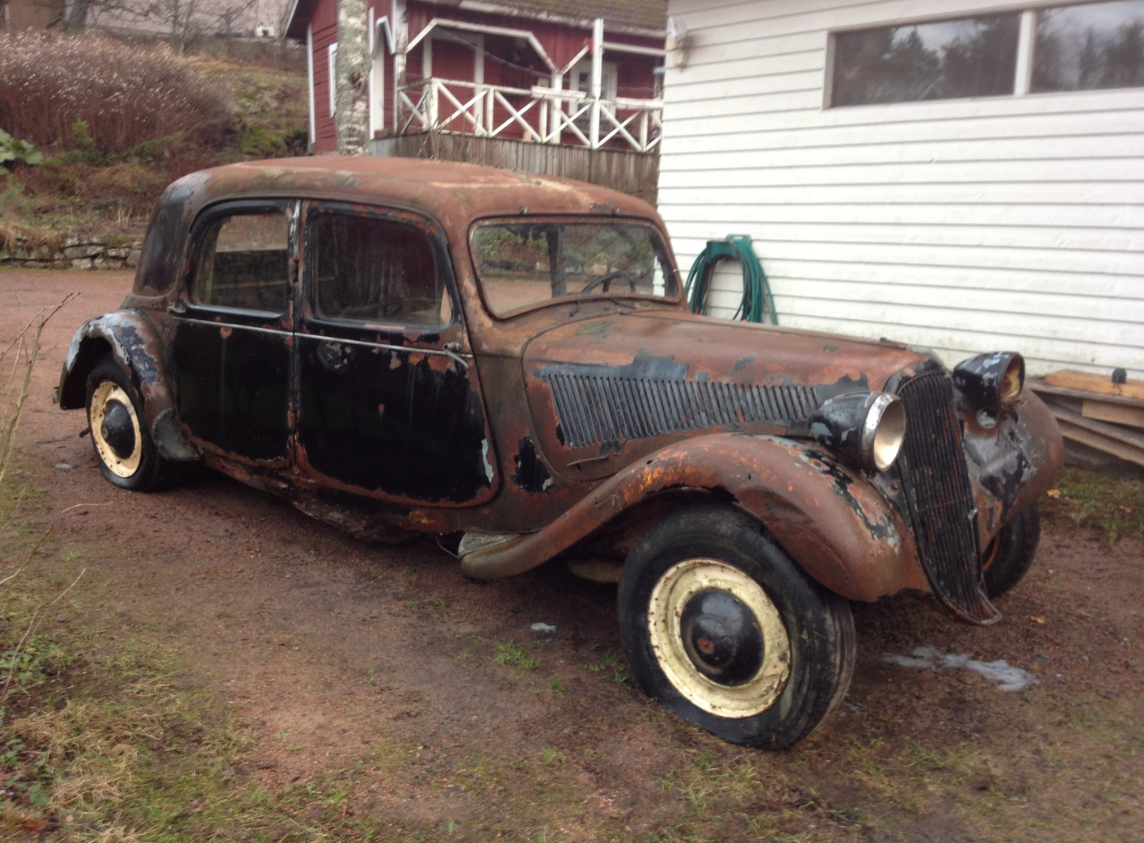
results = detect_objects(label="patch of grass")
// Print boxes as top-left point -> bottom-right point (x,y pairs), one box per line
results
587,651 -> 633,684
540,747 -> 565,765
493,641 -> 539,670
1040,466 -> 1144,543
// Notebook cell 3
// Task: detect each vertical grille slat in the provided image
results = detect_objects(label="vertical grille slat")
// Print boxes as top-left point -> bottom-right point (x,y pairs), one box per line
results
541,372 -> 811,450
897,372 -> 999,624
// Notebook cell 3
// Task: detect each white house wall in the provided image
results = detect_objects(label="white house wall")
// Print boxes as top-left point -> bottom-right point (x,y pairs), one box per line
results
659,0 -> 1144,377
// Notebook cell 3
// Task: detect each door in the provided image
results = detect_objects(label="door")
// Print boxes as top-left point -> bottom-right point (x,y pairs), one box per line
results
295,203 -> 498,506
171,201 -> 295,465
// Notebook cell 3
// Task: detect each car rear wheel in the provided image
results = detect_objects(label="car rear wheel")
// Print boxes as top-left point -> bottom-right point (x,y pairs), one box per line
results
86,356 -> 168,492
618,505 -> 855,749
982,505 -> 1041,599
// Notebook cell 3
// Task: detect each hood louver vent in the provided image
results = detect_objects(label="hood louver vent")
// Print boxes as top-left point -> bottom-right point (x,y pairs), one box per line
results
542,371 -> 816,449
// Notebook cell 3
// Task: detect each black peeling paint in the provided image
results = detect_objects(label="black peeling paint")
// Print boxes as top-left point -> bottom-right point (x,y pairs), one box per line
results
963,412 -> 1035,515
952,352 -> 1022,415
298,338 -> 491,504
804,448 -> 897,542
511,437 -> 552,494
173,317 -> 291,462
812,373 -> 871,403
730,353 -> 757,375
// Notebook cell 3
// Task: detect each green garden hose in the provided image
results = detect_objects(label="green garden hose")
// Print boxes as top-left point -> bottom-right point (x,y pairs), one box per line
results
684,235 -> 777,325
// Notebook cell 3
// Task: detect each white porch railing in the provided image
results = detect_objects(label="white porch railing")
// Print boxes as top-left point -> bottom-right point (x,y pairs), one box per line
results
397,78 -> 662,154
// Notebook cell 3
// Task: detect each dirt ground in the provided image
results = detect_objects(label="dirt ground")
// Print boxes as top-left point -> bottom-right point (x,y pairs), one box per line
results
3,268 -> 1143,842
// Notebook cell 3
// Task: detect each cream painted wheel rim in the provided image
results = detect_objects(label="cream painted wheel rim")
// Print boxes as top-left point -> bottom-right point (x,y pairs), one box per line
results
90,381 -> 143,478
647,558 -> 791,718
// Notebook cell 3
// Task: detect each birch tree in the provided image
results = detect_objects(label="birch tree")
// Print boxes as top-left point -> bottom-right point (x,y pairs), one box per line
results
334,0 -> 370,154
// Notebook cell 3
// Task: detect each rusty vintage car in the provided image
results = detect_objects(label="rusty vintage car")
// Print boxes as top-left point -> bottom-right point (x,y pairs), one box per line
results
56,157 -> 1063,748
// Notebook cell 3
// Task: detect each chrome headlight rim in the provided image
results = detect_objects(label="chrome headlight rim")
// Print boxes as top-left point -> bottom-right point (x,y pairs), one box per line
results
808,390 -> 907,474
862,392 -> 906,472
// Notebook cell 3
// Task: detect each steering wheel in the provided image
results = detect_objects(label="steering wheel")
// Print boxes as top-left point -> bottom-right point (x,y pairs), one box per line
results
580,270 -> 637,294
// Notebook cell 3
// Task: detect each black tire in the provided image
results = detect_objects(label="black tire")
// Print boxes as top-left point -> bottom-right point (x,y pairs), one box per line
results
618,505 -> 855,750
982,506 -> 1041,599
85,356 -> 168,492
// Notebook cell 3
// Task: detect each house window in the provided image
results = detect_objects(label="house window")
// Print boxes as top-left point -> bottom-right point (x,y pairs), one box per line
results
830,3 -> 1144,106
831,14 -> 1021,106
1032,0 -> 1144,92
574,59 -> 618,100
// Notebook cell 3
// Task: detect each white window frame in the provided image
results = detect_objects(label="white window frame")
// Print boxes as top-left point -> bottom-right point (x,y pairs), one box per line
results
328,43 -> 338,117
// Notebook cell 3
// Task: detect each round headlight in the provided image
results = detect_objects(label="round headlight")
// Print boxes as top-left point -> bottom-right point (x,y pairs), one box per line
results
998,354 -> 1025,410
952,352 -> 1025,415
808,391 -> 907,473
865,393 -> 906,471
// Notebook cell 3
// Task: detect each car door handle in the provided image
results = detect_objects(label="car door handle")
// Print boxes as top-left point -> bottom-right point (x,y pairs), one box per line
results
440,342 -> 469,371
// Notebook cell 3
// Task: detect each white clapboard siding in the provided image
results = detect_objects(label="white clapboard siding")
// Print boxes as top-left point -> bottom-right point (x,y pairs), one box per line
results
661,0 -> 1144,377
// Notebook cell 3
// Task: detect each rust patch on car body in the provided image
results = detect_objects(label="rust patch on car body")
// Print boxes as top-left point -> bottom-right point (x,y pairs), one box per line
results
460,433 -> 925,602
58,309 -> 199,462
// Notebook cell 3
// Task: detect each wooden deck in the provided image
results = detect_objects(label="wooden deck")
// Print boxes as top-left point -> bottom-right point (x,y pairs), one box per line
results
371,131 -> 659,205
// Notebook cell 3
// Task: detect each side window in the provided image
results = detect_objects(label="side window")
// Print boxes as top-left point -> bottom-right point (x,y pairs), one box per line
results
192,211 -> 290,313
310,212 -> 450,328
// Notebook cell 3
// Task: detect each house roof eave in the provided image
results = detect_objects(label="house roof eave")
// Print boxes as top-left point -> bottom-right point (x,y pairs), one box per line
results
438,0 -> 666,39
283,0 -> 317,41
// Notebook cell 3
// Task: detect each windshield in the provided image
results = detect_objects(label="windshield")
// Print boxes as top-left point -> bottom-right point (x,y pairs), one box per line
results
471,220 -> 679,315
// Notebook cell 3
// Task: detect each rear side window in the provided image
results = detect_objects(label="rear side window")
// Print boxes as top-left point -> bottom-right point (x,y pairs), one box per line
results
310,212 -> 449,328
192,211 -> 290,313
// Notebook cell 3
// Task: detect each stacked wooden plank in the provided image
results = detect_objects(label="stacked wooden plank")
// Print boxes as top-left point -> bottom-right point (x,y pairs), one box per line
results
1029,370 -> 1144,468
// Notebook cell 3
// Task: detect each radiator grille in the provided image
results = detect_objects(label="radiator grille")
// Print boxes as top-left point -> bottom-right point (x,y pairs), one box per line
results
542,371 -> 816,449
897,372 -> 999,624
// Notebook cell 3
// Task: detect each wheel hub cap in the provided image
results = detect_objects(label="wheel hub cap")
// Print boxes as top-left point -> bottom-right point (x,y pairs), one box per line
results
90,381 -> 143,478
680,589 -> 764,685
100,400 -> 137,460
646,557 -> 792,718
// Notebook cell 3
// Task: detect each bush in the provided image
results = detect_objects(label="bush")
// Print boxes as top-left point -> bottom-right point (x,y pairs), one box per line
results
0,33 -> 234,156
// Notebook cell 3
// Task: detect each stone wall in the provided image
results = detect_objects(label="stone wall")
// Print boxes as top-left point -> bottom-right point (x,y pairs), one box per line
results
0,234 -> 144,271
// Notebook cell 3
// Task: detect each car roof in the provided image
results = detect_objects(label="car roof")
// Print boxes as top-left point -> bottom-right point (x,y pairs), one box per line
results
181,157 -> 660,227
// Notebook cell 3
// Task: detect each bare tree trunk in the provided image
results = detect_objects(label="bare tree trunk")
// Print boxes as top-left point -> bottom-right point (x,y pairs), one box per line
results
64,0 -> 93,32
335,0 -> 370,155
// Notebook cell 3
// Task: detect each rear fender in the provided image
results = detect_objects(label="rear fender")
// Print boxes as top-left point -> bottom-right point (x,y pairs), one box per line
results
59,311 -> 199,462
460,433 -> 928,601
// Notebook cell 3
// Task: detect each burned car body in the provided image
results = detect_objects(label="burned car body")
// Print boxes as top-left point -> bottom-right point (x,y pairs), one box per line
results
57,157 -> 1063,748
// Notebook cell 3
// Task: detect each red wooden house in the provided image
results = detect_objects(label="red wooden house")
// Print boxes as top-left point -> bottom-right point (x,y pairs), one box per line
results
283,0 -> 666,157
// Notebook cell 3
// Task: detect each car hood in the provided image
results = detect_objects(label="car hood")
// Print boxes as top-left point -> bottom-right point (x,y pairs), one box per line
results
521,311 -> 932,480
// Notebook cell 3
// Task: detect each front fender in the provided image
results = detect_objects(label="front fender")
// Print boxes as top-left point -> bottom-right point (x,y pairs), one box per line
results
58,310 -> 199,462
460,434 -> 928,602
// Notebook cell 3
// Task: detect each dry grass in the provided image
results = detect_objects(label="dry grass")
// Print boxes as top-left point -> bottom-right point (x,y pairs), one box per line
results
15,701 -> 140,808
0,222 -> 66,254
0,33 -> 233,155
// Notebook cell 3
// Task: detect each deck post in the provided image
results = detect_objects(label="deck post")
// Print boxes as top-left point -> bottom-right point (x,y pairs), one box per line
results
590,17 -> 603,149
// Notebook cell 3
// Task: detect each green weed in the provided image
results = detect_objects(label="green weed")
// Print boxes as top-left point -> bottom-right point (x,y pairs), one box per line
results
587,651 -> 632,684
493,641 -> 539,670
1041,466 -> 1144,543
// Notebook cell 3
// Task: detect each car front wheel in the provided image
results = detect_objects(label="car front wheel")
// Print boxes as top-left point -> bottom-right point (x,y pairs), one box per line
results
982,505 -> 1041,599
618,506 -> 855,749
86,356 -> 168,492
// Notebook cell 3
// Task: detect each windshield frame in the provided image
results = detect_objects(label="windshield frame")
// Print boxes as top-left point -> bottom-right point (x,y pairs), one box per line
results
467,215 -> 683,320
